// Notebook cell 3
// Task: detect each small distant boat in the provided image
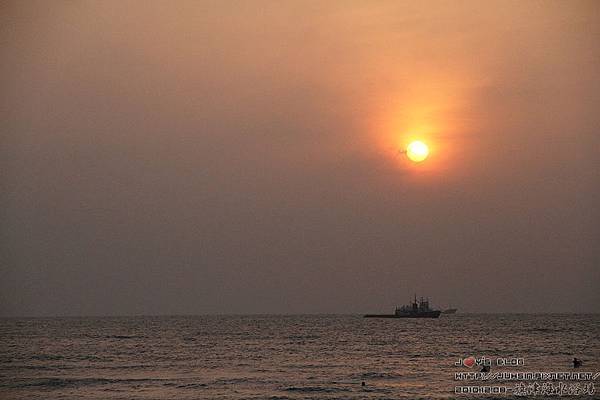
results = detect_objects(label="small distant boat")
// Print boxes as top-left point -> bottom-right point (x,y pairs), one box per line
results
364,295 -> 441,318
442,308 -> 457,314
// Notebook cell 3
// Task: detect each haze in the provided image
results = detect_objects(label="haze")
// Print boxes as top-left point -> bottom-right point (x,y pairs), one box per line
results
1,1 -> 599,316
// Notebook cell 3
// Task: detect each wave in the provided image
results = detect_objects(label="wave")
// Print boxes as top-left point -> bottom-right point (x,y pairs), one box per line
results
175,382 -> 208,389
285,335 -> 321,340
211,377 -> 270,385
31,354 -> 64,361
105,335 -> 145,339
5,377 -> 176,389
283,386 -> 349,393
349,371 -> 403,380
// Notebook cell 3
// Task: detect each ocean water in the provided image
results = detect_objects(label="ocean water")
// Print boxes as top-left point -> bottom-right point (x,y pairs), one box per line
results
1,314 -> 599,399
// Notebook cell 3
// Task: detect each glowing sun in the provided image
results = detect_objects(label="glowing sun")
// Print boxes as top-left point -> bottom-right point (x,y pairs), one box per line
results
406,140 -> 429,162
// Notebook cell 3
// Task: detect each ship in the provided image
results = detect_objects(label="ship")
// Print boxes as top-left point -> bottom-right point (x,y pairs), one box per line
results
364,295 -> 442,318
442,308 -> 458,314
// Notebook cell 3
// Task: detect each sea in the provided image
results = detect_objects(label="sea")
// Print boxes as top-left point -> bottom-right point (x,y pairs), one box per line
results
1,314 -> 599,399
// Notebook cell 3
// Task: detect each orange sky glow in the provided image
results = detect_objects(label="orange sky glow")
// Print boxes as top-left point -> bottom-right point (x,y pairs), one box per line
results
1,0 -> 598,314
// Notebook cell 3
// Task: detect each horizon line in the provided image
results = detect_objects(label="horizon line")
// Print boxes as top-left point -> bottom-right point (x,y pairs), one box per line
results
1,312 -> 599,319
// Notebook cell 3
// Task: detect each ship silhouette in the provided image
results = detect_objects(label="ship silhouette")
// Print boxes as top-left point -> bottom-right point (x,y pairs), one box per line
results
364,295 -> 442,318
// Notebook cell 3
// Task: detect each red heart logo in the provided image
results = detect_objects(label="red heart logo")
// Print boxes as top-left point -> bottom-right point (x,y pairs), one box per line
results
463,356 -> 476,368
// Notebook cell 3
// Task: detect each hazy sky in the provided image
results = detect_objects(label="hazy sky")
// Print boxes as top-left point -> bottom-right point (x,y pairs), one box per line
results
2,1 -> 599,316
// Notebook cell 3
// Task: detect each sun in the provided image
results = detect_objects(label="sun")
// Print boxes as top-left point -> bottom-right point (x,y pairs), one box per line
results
406,140 -> 429,162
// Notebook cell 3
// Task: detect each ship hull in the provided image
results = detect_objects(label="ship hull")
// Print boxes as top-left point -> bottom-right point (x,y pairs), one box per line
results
364,311 -> 441,318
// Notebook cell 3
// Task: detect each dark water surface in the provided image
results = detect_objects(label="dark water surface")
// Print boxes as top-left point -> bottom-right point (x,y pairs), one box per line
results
1,315 -> 599,399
